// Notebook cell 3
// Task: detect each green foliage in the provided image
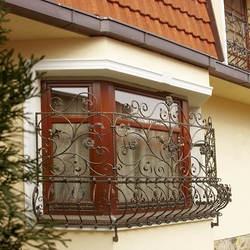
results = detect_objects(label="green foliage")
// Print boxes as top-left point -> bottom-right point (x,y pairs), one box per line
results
0,1 -> 68,249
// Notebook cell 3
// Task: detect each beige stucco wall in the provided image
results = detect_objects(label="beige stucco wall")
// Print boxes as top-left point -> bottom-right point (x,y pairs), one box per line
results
51,220 -> 213,250
5,37 -> 209,88
5,37 -> 210,108
4,18 -> 229,248
4,3 -> 249,248
202,95 -> 250,241
9,36 -> 216,250
208,11 -> 250,241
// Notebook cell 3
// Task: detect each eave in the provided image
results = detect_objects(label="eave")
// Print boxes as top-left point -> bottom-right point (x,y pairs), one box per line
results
3,0 -> 250,92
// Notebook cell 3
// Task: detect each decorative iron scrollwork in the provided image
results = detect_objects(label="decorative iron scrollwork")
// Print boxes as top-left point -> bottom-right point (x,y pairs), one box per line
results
34,93 -> 231,230
225,9 -> 250,71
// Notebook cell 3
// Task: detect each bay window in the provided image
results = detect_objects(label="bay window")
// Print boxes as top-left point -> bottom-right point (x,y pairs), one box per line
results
33,80 -> 231,229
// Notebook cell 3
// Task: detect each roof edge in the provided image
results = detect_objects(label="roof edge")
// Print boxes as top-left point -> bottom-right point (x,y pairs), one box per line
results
209,62 -> 250,87
3,0 -> 250,89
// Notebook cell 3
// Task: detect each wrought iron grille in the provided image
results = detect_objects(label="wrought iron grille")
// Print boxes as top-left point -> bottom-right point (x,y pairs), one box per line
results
225,9 -> 250,71
33,93 -> 231,229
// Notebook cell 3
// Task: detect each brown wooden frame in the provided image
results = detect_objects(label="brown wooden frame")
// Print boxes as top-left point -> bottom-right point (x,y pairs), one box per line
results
40,80 -> 190,215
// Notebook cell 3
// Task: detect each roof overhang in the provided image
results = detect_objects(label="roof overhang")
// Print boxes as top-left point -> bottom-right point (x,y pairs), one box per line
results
4,13 -> 84,40
3,0 -> 250,91
33,58 -> 212,107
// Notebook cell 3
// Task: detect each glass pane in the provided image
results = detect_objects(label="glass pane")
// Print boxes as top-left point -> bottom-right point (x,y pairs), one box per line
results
234,0 -> 243,17
51,87 -> 89,113
115,90 -> 179,123
50,123 -> 91,202
116,126 -> 180,203
116,90 -> 161,117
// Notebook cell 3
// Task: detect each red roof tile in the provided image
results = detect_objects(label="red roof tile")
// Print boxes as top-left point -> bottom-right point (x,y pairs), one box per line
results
50,0 -> 219,58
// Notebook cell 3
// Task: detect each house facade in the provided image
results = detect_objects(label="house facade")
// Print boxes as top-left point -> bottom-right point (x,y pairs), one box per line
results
3,0 -> 250,249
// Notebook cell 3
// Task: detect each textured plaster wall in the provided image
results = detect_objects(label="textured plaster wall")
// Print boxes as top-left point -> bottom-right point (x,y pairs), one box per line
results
215,234 -> 250,250
202,95 -> 250,241
52,220 -> 214,250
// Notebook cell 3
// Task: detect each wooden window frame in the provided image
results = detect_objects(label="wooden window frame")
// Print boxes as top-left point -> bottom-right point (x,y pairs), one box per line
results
39,80 -> 190,216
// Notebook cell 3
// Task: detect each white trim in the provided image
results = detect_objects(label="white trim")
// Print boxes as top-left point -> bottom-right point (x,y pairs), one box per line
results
33,58 -> 212,98
171,76 -> 212,95
34,58 -> 163,81
219,0 -> 228,64
23,79 -> 41,212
